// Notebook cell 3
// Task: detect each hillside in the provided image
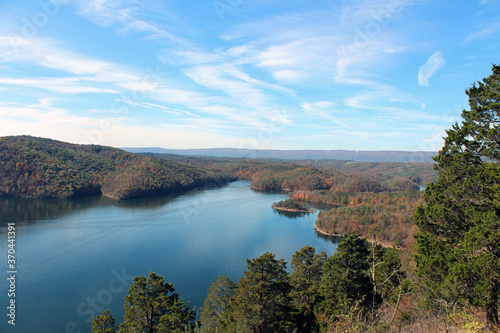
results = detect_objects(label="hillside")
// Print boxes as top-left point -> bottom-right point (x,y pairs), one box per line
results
124,147 -> 438,163
0,136 -> 235,200
141,153 -> 405,193
314,191 -> 423,248
142,152 -> 437,192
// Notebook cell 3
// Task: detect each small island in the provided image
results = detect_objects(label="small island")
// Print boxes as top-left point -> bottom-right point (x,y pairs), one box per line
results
272,199 -> 315,213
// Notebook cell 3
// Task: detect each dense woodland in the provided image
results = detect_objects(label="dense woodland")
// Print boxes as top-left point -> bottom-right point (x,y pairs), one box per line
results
146,152 -> 436,193
0,136 -> 235,199
0,136 -> 435,201
315,191 -> 423,248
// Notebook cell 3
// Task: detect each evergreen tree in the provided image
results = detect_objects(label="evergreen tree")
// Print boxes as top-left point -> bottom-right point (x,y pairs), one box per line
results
318,233 -> 374,322
290,245 -> 326,306
290,245 -> 326,332
226,252 -> 292,333
91,309 -> 117,333
415,64 -> 500,328
199,275 -> 236,333
119,271 -> 194,333
369,246 -> 404,303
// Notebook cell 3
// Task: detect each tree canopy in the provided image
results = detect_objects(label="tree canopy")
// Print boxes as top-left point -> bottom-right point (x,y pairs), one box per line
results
415,64 -> 500,328
199,275 -> 236,333
225,252 -> 292,333
119,271 -> 194,333
0,136 -> 235,199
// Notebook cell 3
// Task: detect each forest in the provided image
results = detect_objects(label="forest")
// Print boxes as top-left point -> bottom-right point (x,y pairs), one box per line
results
0,136 -> 235,200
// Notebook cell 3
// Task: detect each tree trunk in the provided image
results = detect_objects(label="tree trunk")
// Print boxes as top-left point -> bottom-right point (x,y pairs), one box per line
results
485,292 -> 499,330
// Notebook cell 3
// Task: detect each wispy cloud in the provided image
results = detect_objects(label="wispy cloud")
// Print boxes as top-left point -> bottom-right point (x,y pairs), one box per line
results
418,51 -> 446,87
301,101 -> 352,129
0,77 -> 119,94
73,0 -> 190,44
464,22 -> 500,43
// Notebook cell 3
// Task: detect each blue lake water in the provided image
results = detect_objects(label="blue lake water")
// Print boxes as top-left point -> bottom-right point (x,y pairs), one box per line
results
0,180 -> 341,333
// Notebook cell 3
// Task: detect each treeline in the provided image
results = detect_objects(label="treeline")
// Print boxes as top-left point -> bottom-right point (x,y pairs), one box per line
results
0,136 -> 235,199
92,236 -> 409,333
272,199 -> 312,212
315,191 -> 423,248
145,153 -> 432,194
92,235 -> 486,333
297,159 -> 437,189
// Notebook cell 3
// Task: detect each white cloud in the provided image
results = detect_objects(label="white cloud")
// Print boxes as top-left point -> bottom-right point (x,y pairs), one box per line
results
0,77 -> 118,94
301,101 -> 352,129
158,50 -> 225,66
418,51 -> 446,86
464,22 -> 500,43
0,34 -> 116,76
73,0 -> 189,45
0,102 -> 251,149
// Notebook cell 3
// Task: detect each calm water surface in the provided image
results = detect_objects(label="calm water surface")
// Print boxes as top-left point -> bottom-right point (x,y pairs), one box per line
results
0,180 -> 341,333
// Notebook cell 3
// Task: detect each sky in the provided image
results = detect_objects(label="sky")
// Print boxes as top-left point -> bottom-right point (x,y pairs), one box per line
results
0,0 -> 499,151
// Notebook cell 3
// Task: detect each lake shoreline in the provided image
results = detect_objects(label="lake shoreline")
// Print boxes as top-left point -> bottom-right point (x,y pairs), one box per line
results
314,223 -> 395,248
272,206 -> 315,213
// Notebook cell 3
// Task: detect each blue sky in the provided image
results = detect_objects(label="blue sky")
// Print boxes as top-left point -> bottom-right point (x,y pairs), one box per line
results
0,0 -> 499,151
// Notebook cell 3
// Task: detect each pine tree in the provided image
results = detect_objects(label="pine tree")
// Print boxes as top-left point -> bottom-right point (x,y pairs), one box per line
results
91,309 -> 117,333
199,275 -> 236,333
318,233 -> 373,322
290,245 -> 326,332
119,271 -> 194,333
226,252 -> 292,333
415,64 -> 500,328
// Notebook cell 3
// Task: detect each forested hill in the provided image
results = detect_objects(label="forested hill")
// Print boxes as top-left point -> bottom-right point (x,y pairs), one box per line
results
0,136 -> 235,200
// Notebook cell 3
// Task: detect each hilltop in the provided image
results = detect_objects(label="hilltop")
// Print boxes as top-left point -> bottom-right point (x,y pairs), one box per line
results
0,136 -> 235,200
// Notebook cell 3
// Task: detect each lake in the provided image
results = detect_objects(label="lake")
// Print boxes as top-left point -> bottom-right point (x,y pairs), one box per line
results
0,180 -> 341,333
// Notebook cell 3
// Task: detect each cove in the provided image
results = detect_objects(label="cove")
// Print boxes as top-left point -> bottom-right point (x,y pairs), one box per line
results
0,180 -> 341,333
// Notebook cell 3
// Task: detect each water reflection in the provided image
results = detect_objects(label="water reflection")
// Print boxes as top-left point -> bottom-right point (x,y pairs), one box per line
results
314,230 -> 343,244
0,195 -> 106,225
272,208 -> 312,219
0,183 -> 233,226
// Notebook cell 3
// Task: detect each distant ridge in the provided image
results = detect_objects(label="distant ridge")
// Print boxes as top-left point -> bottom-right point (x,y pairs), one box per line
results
122,147 -> 438,163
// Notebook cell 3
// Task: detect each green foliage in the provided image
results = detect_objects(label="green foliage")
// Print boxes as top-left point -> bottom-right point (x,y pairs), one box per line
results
0,136 -> 235,199
119,271 -> 194,333
91,309 -> 117,333
415,64 -> 500,328
290,245 -> 326,306
272,199 -> 311,212
372,246 -> 406,304
225,252 -> 293,333
290,246 -> 326,332
318,233 -> 375,324
192,243 -> 413,332
199,276 -> 236,333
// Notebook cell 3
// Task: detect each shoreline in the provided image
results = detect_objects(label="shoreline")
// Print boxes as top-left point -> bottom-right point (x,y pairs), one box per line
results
272,206 -> 315,213
314,223 -> 395,248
